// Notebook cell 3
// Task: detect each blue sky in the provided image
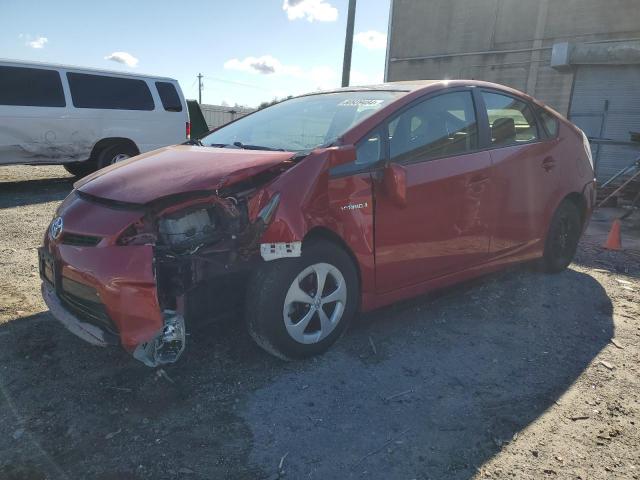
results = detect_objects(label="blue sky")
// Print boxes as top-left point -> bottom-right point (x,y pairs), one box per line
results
0,0 -> 391,107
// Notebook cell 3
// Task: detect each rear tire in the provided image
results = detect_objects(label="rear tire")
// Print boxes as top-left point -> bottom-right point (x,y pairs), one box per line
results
245,240 -> 359,360
96,143 -> 138,170
63,161 -> 95,178
541,200 -> 582,273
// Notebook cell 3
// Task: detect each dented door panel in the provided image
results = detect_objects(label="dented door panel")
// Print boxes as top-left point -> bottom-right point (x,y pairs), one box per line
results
0,107 -> 95,164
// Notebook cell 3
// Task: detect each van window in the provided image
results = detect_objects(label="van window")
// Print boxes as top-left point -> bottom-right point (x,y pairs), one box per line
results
67,73 -> 154,111
156,82 -> 182,112
0,66 -> 65,107
481,91 -> 538,146
388,91 -> 478,161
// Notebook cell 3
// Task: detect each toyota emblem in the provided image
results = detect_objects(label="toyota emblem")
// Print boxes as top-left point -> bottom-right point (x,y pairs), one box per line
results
50,216 -> 64,240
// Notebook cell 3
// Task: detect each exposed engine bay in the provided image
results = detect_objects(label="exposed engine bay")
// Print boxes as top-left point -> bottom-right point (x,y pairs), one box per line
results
113,167 -> 294,367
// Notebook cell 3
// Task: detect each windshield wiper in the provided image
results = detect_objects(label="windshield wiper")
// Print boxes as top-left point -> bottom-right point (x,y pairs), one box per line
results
197,141 -> 286,151
291,150 -> 312,161
232,141 -> 284,151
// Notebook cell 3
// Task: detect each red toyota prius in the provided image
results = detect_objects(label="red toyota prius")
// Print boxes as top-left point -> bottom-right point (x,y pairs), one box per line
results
39,80 -> 596,366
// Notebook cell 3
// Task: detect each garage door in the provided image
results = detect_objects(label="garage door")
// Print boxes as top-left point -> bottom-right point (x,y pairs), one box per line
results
568,65 -> 640,181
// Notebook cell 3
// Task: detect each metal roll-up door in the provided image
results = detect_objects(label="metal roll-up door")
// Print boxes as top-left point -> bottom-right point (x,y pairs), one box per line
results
568,65 -> 640,181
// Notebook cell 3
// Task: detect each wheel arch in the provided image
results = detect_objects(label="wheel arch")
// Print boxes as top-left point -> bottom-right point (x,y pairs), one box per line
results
90,137 -> 140,160
303,226 -> 363,307
561,192 -> 588,227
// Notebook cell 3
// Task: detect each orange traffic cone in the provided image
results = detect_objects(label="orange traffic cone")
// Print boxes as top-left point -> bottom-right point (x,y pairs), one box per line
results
603,219 -> 622,250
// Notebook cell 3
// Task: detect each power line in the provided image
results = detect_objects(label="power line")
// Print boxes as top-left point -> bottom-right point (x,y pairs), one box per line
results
203,75 -> 271,91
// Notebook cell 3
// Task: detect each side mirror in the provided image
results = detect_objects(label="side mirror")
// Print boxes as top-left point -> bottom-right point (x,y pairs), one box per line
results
382,163 -> 407,208
328,145 -> 357,167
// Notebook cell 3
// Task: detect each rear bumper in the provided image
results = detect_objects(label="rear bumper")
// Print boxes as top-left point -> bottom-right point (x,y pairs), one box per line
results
582,180 -> 597,232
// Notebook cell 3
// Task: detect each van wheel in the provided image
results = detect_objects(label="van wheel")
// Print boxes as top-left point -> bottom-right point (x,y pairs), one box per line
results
245,240 -> 359,360
96,143 -> 138,170
63,161 -> 95,178
541,200 -> 582,273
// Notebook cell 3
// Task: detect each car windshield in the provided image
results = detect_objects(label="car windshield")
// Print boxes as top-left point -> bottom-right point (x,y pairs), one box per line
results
199,91 -> 404,152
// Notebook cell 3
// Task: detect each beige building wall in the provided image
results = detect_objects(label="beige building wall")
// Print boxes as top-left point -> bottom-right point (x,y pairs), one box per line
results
386,0 -> 640,115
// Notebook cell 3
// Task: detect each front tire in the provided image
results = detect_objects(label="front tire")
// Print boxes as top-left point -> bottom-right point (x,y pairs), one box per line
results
541,200 -> 582,273
245,240 -> 359,360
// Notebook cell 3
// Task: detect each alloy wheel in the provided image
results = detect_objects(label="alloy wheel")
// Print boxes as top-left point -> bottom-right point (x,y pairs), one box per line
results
283,262 -> 347,344
553,213 -> 577,259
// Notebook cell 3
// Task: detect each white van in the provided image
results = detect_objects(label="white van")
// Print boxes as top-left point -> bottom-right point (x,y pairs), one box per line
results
0,59 -> 189,176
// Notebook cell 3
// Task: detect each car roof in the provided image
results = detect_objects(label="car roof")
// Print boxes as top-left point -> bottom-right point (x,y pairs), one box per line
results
305,79 -> 532,99
0,58 -> 178,82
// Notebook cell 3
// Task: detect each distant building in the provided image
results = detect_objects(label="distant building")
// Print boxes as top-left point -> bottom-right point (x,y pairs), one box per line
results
199,104 -> 255,129
385,0 -> 640,180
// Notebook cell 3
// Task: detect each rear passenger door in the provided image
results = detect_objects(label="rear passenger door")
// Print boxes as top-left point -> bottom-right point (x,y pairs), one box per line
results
479,90 -> 561,257
374,89 -> 493,293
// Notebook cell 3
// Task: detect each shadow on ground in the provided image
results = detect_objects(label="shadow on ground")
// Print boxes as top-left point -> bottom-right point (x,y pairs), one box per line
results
0,267 -> 613,479
0,177 -> 73,209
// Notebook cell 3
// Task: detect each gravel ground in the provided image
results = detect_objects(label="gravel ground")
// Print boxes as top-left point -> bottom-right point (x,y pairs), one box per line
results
0,165 -> 638,480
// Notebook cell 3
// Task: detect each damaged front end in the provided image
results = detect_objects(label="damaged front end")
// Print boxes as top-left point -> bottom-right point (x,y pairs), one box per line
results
133,310 -> 186,367
115,170 -> 293,367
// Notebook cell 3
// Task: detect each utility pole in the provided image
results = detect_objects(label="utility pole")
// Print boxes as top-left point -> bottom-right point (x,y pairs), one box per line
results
341,0 -> 357,87
197,73 -> 203,104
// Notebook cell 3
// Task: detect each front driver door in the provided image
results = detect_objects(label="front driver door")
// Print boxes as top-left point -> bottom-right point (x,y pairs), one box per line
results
374,89 -> 493,293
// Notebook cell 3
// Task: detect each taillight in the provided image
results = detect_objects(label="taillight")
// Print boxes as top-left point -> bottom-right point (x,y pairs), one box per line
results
580,129 -> 594,172
186,121 -> 191,139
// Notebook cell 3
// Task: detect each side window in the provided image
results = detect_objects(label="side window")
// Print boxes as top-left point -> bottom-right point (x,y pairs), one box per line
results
356,131 -> 382,166
156,82 -> 183,112
67,72 -> 154,111
388,91 -> 478,162
330,129 -> 383,177
481,91 -> 539,146
537,108 -> 559,138
0,66 -> 65,107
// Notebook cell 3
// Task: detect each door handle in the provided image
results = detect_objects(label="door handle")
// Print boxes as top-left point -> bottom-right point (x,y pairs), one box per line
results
542,157 -> 556,171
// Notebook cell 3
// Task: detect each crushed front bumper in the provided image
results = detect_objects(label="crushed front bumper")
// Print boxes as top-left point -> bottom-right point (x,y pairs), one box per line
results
39,243 -> 184,367
41,282 -> 118,347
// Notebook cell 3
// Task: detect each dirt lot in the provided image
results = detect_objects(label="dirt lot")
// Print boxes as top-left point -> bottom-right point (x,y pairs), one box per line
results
0,165 -> 638,480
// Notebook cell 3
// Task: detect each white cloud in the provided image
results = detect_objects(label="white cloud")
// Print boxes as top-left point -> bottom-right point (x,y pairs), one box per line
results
350,70 -> 384,86
224,54 -> 337,90
224,55 -> 299,76
307,65 -> 338,90
104,51 -> 139,67
354,30 -> 387,50
283,0 -> 338,22
21,35 -> 48,49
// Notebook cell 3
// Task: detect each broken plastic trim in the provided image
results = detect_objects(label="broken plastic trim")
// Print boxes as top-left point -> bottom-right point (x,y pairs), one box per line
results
257,192 -> 280,224
133,310 -> 186,367
260,241 -> 302,261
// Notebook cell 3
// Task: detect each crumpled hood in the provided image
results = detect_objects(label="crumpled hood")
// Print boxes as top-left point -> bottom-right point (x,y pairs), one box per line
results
76,145 -> 295,204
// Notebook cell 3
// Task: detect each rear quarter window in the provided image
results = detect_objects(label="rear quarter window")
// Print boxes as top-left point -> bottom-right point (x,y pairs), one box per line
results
481,91 -> 539,146
537,108 -> 559,138
67,72 -> 154,110
0,66 -> 65,107
155,82 -> 182,112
